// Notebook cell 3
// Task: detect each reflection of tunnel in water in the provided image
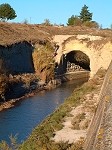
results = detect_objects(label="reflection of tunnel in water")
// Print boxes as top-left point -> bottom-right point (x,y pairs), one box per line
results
55,50 -> 90,75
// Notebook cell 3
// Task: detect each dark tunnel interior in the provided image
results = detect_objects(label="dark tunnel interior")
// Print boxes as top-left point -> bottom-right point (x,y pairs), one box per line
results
66,51 -> 90,70
55,50 -> 90,75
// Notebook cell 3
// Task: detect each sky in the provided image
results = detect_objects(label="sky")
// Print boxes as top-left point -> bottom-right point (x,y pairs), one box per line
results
0,0 -> 112,28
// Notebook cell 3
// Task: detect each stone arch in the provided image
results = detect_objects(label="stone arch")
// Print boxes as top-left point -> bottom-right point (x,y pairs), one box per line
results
59,39 -> 109,77
55,38 -> 92,75
54,35 -> 112,77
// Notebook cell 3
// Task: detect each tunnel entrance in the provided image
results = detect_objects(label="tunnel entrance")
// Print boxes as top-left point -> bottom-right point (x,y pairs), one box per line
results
55,50 -> 90,75
66,50 -> 90,71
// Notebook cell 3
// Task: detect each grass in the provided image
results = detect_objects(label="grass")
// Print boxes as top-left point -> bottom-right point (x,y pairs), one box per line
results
0,135 -> 19,150
19,74 -> 101,150
0,69 -> 105,150
71,113 -> 86,130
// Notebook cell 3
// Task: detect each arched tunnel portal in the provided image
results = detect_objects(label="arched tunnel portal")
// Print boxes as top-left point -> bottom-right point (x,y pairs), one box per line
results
55,50 -> 90,75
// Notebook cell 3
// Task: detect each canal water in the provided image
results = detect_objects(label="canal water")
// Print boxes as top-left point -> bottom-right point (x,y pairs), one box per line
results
0,77 -> 88,143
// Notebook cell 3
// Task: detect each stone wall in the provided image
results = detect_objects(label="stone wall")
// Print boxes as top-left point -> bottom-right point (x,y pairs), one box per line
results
0,42 -> 34,74
84,61 -> 112,150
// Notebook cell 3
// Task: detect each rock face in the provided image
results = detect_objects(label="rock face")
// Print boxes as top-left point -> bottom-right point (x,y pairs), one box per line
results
0,42 -> 34,74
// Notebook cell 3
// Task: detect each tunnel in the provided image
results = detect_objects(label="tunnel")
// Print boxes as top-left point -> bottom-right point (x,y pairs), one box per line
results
55,50 -> 90,75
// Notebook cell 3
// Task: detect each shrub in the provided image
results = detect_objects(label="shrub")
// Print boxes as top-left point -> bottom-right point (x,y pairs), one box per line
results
83,21 -> 99,28
67,15 -> 82,26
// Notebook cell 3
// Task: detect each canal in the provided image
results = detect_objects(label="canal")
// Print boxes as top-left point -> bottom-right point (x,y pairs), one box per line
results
0,77 -> 88,143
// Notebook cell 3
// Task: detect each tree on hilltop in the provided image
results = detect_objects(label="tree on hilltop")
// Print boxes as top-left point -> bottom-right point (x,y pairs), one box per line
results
67,15 -> 82,26
0,3 -> 17,21
67,5 -> 92,26
67,5 -> 99,28
79,5 -> 92,22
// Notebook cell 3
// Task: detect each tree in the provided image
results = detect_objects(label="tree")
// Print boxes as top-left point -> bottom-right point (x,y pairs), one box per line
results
79,5 -> 92,23
67,15 -> 82,26
67,15 -> 75,26
42,19 -> 52,26
67,5 -> 99,28
0,3 -> 17,21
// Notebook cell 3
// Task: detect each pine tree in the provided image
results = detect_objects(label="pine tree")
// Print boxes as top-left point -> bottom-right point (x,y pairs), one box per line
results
79,5 -> 92,23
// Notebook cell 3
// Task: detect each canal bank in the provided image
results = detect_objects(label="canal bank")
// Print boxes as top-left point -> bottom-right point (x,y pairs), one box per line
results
0,71 -> 89,112
19,69 -> 105,150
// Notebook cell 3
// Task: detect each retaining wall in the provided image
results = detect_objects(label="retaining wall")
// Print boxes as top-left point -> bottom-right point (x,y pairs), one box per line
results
84,61 -> 112,150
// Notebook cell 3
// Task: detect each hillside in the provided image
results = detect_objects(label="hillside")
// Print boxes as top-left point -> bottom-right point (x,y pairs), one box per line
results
1,22 -> 112,46
0,22 -> 50,46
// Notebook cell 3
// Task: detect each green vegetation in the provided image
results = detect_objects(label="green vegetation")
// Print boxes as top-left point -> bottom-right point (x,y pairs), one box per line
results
0,135 -> 19,150
67,15 -> 82,26
83,21 -> 99,28
0,69 -> 105,149
71,113 -> 86,130
79,5 -> 92,23
0,3 -> 17,21
67,5 -> 99,28
19,76 -> 100,150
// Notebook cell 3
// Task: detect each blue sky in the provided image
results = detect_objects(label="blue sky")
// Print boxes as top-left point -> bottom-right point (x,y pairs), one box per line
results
0,0 -> 112,28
